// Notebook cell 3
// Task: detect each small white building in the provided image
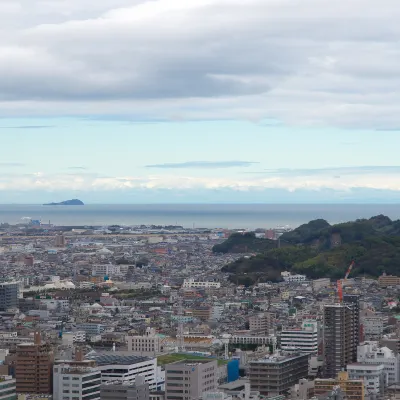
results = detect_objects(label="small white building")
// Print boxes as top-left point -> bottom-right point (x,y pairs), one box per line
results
182,279 -> 221,289
282,273 -> 307,283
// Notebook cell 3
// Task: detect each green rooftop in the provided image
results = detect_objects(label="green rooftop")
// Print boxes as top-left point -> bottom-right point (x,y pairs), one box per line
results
157,353 -> 228,367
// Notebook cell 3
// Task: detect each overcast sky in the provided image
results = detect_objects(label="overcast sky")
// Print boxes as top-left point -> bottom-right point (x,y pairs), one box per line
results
1,0 -> 400,203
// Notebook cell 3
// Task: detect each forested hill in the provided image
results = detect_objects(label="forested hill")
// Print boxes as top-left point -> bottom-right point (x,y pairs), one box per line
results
218,214 -> 400,286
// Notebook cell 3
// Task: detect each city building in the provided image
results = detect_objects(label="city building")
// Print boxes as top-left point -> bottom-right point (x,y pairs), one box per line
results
290,379 -> 314,400
280,321 -> 319,354
0,282 -> 19,311
0,375 -> 16,400
76,323 -> 106,336
323,302 -> 359,378
378,274 -> 400,287
281,273 -> 307,283
357,341 -> 400,385
127,328 -> 164,356
314,371 -> 364,400
347,363 -> 386,397
53,365 -> 101,400
182,279 -> 221,289
360,309 -> 386,340
165,359 -> 217,400
191,307 -> 212,321
343,295 -> 360,359
92,265 -> 121,277
15,332 -> 54,394
248,353 -> 309,396
100,377 -> 149,400
312,278 -> 331,292
55,234 -> 66,247
86,354 -> 164,391
249,312 -> 275,335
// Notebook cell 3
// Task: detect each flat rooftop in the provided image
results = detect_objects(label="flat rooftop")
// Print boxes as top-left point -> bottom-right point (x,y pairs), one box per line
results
86,354 -> 150,366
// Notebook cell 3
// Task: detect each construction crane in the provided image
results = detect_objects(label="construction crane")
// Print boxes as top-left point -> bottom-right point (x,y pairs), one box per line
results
337,261 -> 355,302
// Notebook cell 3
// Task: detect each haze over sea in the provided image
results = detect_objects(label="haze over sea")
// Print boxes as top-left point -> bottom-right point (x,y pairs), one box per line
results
0,204 -> 399,229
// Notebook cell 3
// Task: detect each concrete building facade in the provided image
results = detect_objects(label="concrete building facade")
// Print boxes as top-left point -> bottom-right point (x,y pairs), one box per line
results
53,364 -> 101,400
0,282 -> 19,311
127,328 -> 164,356
100,377 -> 149,400
15,332 -> 54,394
165,359 -> 217,400
314,371 -> 364,400
248,353 -> 309,396
0,375 -> 16,400
249,312 -> 275,335
323,302 -> 359,378
280,321 -> 319,354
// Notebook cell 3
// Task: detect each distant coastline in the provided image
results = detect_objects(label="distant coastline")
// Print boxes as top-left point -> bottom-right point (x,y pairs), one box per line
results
1,204 -> 400,228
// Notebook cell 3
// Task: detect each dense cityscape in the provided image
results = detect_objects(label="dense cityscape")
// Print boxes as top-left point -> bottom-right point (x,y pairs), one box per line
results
0,218 -> 398,400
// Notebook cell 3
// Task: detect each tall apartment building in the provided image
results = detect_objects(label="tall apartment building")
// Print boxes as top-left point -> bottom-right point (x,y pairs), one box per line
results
0,375 -> 16,400
280,321 -> 319,354
0,282 -> 19,311
343,295 -> 360,356
248,353 -> 309,396
314,371 -> 364,400
127,328 -> 164,356
249,312 -> 275,335
15,332 -> 54,394
323,301 -> 359,378
100,376 -> 149,400
165,359 -> 217,400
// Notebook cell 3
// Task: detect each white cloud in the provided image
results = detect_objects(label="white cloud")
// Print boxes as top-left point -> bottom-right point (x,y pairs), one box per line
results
0,0 -> 399,127
2,167 -> 400,193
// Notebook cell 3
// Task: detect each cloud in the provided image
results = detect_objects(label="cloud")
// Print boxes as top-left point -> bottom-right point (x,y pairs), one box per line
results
262,166 -> 400,177
145,161 -> 258,169
67,166 -> 87,170
0,125 -> 54,129
2,165 -> 400,195
0,163 -> 25,167
0,0 -> 398,128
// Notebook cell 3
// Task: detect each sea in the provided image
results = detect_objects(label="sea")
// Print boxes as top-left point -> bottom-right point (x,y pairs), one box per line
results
0,204 -> 399,229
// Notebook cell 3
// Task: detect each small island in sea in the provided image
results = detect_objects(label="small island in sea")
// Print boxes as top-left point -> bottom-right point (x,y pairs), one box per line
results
43,199 -> 84,206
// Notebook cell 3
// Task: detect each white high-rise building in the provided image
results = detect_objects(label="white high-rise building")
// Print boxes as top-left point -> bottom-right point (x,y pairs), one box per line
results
53,364 -> 101,400
280,321 -> 319,354
357,341 -> 400,385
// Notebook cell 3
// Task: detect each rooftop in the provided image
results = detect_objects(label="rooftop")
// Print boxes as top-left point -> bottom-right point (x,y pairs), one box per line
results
86,354 -> 150,366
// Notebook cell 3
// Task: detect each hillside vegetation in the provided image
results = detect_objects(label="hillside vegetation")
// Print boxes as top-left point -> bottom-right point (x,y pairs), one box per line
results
212,232 -> 276,253
218,215 -> 400,286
